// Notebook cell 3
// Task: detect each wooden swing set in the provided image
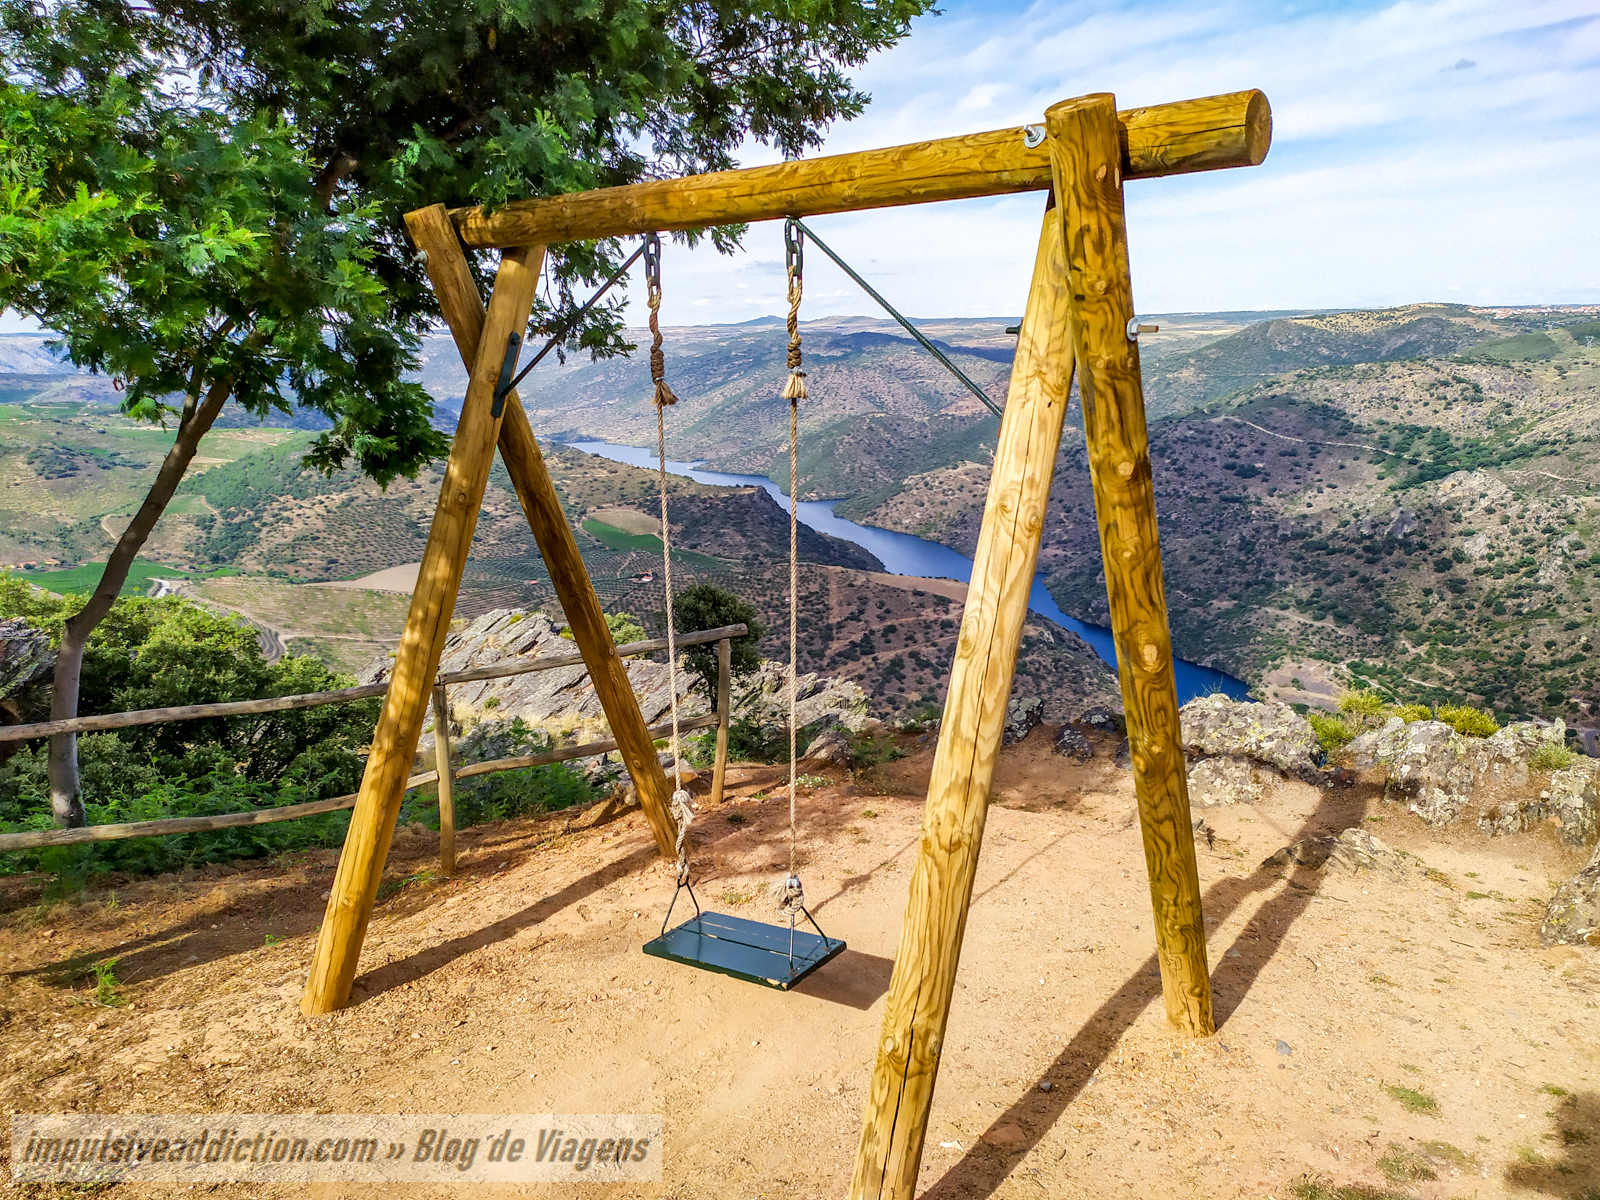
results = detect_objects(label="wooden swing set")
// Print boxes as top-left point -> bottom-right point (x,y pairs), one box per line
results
298,88 -> 1272,1199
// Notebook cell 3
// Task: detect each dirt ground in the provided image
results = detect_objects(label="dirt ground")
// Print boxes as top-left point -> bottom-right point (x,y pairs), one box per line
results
3,727 -> 1598,1199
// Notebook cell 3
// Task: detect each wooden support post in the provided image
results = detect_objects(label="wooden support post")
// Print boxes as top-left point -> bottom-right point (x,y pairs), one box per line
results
403,205 -> 678,859
1046,94 -> 1213,1036
850,202 -> 1077,1200
431,681 -> 456,877
711,637 -> 732,805
300,245 -> 544,1016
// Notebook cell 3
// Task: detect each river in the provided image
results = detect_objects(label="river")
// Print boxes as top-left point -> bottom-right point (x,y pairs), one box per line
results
567,441 -> 1250,704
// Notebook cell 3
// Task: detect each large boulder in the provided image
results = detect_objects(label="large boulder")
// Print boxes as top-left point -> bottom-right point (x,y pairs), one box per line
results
733,660 -> 872,735
1540,841 -> 1600,947
1002,696 -> 1044,746
1178,695 -> 1323,777
800,727 -> 854,769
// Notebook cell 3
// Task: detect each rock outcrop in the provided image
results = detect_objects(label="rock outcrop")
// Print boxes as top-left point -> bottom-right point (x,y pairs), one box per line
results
1347,716 -> 1596,843
1170,695 -> 1322,804
359,607 -> 870,766
1541,841 -> 1600,947
0,618 -> 54,760
1179,694 -> 1323,778
1262,827 -> 1413,876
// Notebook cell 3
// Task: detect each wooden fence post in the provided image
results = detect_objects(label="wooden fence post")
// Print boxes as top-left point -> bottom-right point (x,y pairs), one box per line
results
1046,93 -> 1213,1036
300,244 -> 544,1017
849,200 -> 1077,1200
711,637 -> 732,805
431,681 -> 456,878
403,204 -> 678,858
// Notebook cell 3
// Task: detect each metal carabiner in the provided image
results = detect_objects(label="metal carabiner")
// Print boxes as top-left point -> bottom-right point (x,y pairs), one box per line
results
643,231 -> 663,294
784,218 -> 803,283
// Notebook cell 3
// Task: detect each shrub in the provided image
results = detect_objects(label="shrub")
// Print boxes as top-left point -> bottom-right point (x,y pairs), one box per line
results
441,718 -> 598,825
1436,705 -> 1499,737
1307,712 -> 1355,754
1338,690 -> 1386,719
671,583 -> 764,697
1529,743 -> 1578,771
1391,703 -> 1433,722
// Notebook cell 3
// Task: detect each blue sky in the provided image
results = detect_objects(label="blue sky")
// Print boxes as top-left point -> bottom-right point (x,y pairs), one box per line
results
4,0 -> 1596,334
654,0 -> 1600,324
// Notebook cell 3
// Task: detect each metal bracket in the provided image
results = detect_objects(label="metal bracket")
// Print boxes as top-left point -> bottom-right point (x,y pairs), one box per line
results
1023,124 -> 1046,149
491,330 -> 522,417
1125,317 -> 1160,342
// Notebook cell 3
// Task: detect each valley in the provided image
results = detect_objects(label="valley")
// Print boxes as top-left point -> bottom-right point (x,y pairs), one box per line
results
2,302 -> 1597,726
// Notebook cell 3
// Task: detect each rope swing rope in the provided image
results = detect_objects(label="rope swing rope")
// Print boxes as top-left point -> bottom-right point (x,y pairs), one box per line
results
643,224 -> 843,987
645,231 -> 693,890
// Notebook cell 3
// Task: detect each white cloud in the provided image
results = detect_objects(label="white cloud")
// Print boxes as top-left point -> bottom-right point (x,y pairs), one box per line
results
643,0 -> 1600,322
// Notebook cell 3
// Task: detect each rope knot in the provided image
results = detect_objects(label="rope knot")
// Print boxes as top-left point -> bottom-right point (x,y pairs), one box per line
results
771,873 -> 806,916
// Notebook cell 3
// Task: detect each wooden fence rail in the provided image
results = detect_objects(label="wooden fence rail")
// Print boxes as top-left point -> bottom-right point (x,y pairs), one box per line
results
0,624 -> 747,855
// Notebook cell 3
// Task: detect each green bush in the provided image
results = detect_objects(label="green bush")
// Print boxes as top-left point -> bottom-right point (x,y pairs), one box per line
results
441,719 -> 598,825
1391,703 -> 1433,722
1338,690 -> 1386,719
1307,711 -> 1355,754
1529,743 -> 1577,771
1436,704 -> 1499,737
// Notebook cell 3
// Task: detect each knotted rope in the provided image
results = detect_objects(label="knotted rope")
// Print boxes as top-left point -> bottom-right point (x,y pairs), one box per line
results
646,232 -> 691,877
782,220 -> 803,897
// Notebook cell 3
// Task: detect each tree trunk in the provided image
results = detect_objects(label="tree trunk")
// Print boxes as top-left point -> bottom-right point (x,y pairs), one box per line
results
46,378 -> 234,826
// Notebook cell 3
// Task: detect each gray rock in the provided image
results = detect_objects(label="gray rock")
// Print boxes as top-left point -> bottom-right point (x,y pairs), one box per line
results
1113,737 -> 1131,769
1540,841 -> 1600,947
1350,716 -> 1590,839
1077,706 -> 1122,734
1261,827 -> 1412,875
1052,726 -> 1093,761
0,617 -> 53,708
1186,756 -> 1269,806
1478,759 -> 1599,847
801,727 -> 854,769
1178,694 -> 1323,776
0,618 -> 54,758
1002,696 -> 1044,747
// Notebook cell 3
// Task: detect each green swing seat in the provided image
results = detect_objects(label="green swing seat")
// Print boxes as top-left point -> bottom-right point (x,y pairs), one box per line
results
643,884 -> 845,991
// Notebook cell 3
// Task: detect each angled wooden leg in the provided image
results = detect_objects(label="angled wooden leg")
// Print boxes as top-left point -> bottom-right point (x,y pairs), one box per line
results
404,205 -> 678,858
301,244 -> 545,1016
1047,94 -> 1213,1036
850,202 -> 1077,1200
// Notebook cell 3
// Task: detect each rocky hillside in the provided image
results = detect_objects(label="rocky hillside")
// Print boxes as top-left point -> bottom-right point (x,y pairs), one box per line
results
860,307 -> 1600,722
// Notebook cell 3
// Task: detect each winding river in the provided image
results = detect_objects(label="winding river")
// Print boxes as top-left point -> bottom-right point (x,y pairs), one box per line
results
568,441 -> 1250,704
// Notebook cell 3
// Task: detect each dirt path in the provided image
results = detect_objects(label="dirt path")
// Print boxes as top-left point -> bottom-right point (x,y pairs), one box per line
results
2,732 -> 1596,1198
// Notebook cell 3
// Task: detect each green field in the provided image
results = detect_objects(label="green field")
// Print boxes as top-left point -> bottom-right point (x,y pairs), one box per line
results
13,560 -> 221,597
582,517 -> 664,553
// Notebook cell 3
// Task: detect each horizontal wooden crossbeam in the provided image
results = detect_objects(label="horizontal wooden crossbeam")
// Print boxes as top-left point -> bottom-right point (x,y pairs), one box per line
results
444,89 -> 1270,248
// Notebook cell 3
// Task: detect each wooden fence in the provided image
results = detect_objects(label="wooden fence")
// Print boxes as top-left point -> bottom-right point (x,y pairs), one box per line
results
0,624 -> 746,862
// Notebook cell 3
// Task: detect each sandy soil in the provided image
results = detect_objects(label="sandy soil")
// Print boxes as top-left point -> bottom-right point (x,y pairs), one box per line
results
315,563 -> 423,593
3,730 -> 1598,1199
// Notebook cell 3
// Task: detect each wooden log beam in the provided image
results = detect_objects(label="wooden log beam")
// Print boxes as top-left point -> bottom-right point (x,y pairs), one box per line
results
300,244 -> 544,1017
849,200 -> 1078,1200
404,204 -> 679,859
1046,94 -> 1213,1035
447,90 -> 1269,248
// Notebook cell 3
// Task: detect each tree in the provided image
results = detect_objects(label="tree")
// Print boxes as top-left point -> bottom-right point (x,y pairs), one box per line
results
672,583 -> 763,697
0,0 -> 933,825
